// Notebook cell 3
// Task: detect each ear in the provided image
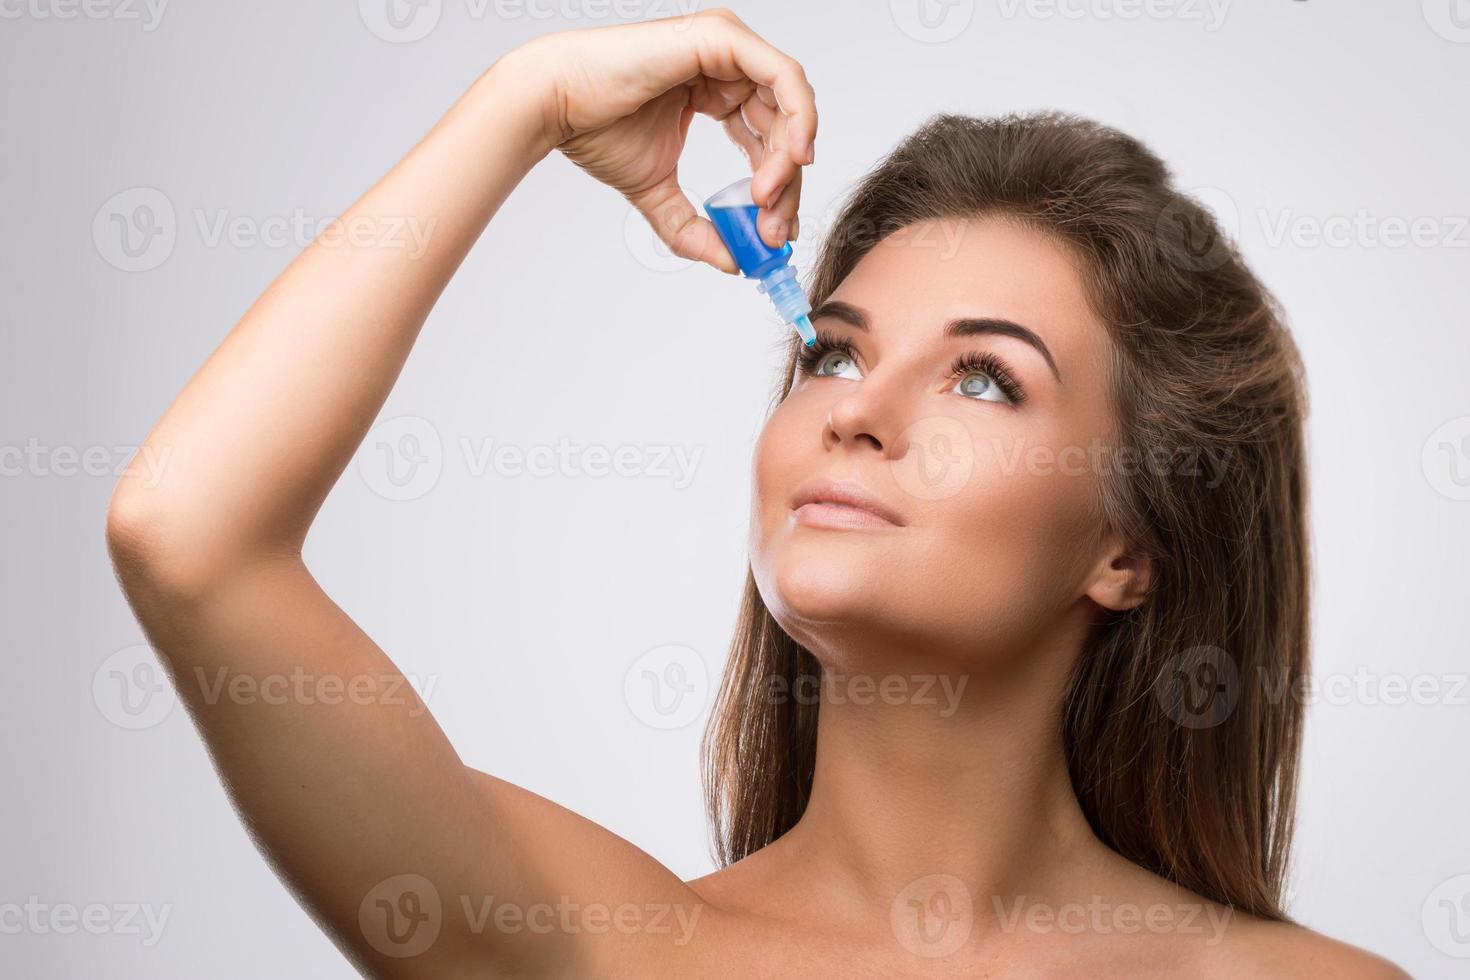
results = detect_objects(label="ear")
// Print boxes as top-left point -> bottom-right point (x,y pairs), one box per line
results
1083,534 -> 1154,612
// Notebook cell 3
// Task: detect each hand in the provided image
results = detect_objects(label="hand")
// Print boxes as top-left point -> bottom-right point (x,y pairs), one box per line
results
503,8 -> 818,273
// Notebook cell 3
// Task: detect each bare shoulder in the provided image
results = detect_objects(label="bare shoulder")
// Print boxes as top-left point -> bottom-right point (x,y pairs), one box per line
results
1201,914 -> 1409,979
1092,851 -> 1405,979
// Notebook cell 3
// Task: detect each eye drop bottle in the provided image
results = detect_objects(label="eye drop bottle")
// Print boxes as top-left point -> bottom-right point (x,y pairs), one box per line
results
702,176 -> 817,347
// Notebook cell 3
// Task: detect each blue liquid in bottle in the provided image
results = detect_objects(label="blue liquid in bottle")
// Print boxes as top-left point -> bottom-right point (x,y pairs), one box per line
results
702,177 -> 816,347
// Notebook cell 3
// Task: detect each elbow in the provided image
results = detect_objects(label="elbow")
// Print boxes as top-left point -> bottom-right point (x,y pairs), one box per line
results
106,480 -> 300,604
105,482 -> 231,604
106,481 -> 188,600
105,443 -> 304,603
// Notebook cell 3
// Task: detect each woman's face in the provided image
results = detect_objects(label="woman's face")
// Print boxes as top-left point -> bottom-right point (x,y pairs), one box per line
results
750,216 -> 1143,670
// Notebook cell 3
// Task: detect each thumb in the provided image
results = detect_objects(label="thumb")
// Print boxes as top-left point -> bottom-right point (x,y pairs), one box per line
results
629,176 -> 739,275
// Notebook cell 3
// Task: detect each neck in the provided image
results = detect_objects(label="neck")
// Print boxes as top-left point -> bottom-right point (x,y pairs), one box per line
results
774,625 -> 1106,930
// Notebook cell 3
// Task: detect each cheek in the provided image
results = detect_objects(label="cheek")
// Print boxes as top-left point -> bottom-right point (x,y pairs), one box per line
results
749,382 -> 846,537
749,401 -> 809,545
966,428 -> 1102,543
895,425 -> 1105,649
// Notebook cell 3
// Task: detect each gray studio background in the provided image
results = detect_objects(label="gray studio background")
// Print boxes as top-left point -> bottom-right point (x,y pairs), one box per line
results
4,1 -> 1469,976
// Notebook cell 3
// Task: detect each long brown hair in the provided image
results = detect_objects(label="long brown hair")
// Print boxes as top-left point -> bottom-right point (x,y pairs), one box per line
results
700,112 -> 1309,920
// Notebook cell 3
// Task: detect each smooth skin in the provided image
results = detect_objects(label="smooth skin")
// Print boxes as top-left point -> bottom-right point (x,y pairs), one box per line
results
106,10 -> 1404,978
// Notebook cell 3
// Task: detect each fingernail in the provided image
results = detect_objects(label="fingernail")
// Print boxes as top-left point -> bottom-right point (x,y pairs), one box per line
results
806,142 -> 815,165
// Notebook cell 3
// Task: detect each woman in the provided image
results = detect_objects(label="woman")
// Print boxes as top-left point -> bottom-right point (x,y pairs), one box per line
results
106,9 -> 1405,977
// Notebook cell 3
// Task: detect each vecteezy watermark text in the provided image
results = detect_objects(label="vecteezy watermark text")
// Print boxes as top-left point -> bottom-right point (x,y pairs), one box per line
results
990,436 -> 1233,488
1,440 -> 171,484
191,665 -> 439,718
358,0 -> 703,44
358,416 -> 706,502
0,0 -> 168,30
760,670 -> 970,718
358,874 -> 702,959
993,895 -> 1233,945
995,0 -> 1230,31
0,897 -> 172,947
93,187 -> 439,273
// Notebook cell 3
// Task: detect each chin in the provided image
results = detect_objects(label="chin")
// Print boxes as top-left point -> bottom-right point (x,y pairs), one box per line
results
752,536 -> 933,671
756,539 -> 880,627
754,538 -> 1035,675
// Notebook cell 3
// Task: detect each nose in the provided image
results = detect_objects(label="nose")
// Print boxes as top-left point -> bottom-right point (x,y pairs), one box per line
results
822,374 -> 911,458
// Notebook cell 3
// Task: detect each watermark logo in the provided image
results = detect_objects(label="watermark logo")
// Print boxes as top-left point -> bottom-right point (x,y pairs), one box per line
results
93,644 -> 175,730
358,415 -> 444,502
1154,645 -> 1239,729
1156,185 -> 1239,272
360,874 -> 443,958
359,0 -> 443,42
890,874 -> 973,957
1423,873 -> 1470,958
93,187 -> 176,273
623,643 -> 708,730
889,0 -> 975,43
623,203 -> 695,274
1423,0 -> 1470,43
1423,415 -> 1470,501
890,415 -> 974,502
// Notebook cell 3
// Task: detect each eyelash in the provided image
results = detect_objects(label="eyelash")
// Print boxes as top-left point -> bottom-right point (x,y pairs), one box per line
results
795,328 -> 1028,406
794,328 -> 855,375
952,350 -> 1027,405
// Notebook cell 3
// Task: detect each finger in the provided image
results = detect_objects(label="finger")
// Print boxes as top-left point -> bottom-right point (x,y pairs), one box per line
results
741,91 -> 778,138
688,75 -> 766,167
757,162 -> 802,248
693,14 -> 818,165
630,177 -> 739,275
771,163 -> 803,232
686,75 -> 756,122
739,97 -> 783,202
751,110 -> 801,211
678,101 -> 695,146
721,110 -> 765,170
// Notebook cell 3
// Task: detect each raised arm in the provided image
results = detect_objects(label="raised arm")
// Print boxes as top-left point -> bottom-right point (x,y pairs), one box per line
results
105,10 -> 814,978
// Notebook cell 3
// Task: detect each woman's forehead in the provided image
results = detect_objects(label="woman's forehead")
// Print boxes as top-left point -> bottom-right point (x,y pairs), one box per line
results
825,216 -> 1105,365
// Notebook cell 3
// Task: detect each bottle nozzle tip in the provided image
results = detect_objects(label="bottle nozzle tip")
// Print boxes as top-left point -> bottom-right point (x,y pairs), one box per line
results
794,314 -> 816,347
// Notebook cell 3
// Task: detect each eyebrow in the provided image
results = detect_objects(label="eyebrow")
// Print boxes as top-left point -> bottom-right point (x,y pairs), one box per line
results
809,300 -> 1062,383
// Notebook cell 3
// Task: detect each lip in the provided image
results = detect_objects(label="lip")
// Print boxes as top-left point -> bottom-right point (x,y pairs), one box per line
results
790,478 -> 907,529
